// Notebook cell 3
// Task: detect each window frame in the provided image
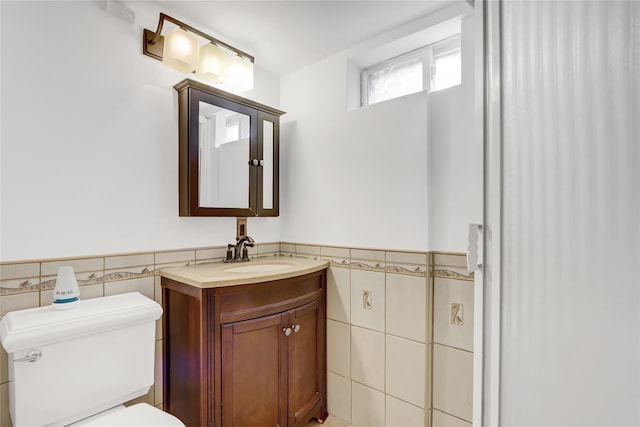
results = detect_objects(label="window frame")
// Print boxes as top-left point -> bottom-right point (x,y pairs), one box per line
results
360,34 -> 461,107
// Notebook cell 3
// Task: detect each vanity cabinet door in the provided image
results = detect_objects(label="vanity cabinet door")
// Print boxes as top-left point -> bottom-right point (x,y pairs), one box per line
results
287,298 -> 326,426
221,312 -> 288,427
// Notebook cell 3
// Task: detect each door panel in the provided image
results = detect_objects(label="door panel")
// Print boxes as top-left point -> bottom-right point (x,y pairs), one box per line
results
287,299 -> 323,425
222,313 -> 287,427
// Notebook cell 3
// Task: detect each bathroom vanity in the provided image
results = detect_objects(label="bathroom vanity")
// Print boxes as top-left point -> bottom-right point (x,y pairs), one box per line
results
160,259 -> 328,427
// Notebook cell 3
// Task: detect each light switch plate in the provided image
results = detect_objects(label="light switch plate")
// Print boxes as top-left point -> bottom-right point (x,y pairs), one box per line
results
236,218 -> 247,239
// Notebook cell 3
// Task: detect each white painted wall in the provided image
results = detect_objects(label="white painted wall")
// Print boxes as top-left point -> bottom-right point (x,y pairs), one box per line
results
280,6 -> 481,252
281,63 -> 429,250
0,1 -> 281,261
498,1 -> 640,424
0,1 -> 481,261
429,11 -> 482,252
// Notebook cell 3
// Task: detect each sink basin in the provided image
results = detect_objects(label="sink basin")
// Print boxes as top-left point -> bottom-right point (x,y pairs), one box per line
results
224,264 -> 293,274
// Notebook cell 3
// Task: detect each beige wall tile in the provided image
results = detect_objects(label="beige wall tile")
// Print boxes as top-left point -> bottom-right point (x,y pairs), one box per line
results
431,267 -> 473,282
434,278 -> 474,352
386,395 -> 425,427
386,335 -> 425,408
385,251 -> 428,266
280,243 -> 296,255
0,292 -> 39,316
386,274 -> 426,342
351,326 -> 385,392
327,320 -> 350,378
41,257 -> 103,276
104,277 -> 154,300
81,283 -> 105,300
0,263 -> 39,280
327,371 -> 351,424
40,283 -> 104,306
257,243 -> 280,256
320,246 -> 350,259
295,244 -> 321,258
350,249 -> 385,271
0,276 -> 39,296
385,252 -> 428,277
432,253 -> 467,269
195,247 -> 227,263
154,250 -> 195,266
350,270 -> 385,332
321,415 -> 351,427
104,254 -> 154,270
41,266 -> 103,290
432,344 -> 473,422
0,382 -> 10,427
327,267 -> 350,323
351,249 -> 385,263
432,409 -> 471,427
320,246 -> 350,266
103,266 -> 154,284
351,381 -> 384,427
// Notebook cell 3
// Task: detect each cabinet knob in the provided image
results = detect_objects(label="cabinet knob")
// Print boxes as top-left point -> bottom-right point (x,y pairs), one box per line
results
259,159 -> 265,166
292,324 -> 301,333
283,327 -> 292,336
251,159 -> 260,166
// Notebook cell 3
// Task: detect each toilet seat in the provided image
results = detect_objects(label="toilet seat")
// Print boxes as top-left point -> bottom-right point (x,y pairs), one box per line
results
77,403 -> 184,426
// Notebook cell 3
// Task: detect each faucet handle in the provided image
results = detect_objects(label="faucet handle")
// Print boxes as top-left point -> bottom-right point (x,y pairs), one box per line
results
225,244 -> 234,262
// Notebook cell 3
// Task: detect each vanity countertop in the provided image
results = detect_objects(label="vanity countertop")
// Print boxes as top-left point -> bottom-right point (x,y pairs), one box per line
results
160,258 -> 328,288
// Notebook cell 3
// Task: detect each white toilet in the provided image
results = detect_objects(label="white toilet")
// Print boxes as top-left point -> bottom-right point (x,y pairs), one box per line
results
0,292 -> 184,427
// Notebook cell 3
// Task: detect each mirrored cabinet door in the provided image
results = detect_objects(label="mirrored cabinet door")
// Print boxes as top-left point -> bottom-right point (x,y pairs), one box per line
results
198,102 -> 252,209
257,112 -> 279,216
175,79 -> 284,217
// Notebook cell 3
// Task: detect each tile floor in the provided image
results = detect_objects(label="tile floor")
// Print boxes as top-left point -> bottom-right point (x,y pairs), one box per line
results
304,415 -> 350,427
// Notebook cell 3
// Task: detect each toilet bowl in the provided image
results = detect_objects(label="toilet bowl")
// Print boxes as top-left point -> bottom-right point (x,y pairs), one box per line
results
0,292 -> 185,427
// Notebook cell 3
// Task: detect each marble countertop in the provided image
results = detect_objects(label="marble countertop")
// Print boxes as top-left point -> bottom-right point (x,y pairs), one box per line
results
160,257 -> 328,288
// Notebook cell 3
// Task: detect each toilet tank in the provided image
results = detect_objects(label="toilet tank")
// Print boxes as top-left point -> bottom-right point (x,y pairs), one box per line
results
0,292 -> 162,427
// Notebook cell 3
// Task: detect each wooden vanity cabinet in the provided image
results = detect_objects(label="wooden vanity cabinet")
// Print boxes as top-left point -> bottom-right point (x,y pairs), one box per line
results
162,269 -> 327,427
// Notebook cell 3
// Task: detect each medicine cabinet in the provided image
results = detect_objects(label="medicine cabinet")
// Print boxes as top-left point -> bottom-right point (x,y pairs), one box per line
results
174,79 -> 285,217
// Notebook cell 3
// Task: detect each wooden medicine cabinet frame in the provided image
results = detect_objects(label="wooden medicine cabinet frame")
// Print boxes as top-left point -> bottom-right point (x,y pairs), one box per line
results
174,79 -> 285,217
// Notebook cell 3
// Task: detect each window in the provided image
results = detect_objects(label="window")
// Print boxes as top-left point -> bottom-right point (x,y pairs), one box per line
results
431,37 -> 462,91
361,35 -> 461,106
224,114 -> 250,144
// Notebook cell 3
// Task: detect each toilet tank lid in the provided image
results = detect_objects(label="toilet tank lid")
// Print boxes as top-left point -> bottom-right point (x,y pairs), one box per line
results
0,292 -> 162,353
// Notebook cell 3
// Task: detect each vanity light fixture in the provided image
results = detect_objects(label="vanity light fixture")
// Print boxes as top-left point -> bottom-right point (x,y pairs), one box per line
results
143,13 -> 254,91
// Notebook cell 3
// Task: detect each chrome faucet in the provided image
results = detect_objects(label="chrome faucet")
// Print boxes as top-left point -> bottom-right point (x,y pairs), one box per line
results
225,235 -> 255,263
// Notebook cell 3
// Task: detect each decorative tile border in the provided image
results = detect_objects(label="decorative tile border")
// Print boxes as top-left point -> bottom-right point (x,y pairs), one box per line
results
350,249 -> 386,272
2,263 -> 46,294
256,243 -> 280,258
385,251 -> 428,277
279,243 -> 296,258
295,244 -> 321,260
431,252 -> 474,281
1,244 -> 468,297
320,246 -> 350,267
432,268 -> 474,281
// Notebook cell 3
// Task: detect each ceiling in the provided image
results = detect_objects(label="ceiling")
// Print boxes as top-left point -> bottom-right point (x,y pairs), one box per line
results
151,1 -> 450,76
